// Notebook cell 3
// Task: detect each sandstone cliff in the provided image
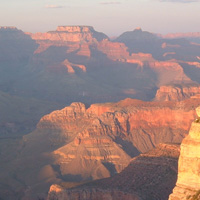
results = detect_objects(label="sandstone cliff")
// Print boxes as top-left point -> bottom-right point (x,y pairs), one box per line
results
29,26 -> 108,55
2,98 -> 200,199
30,26 -> 108,43
21,26 -> 200,105
169,106 -> 200,200
155,85 -> 200,101
47,143 -> 180,200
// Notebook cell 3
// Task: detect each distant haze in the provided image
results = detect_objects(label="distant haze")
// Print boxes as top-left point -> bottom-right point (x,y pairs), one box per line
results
0,0 -> 200,36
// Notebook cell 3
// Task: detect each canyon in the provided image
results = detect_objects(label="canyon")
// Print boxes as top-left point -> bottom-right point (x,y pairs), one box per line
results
169,107 -> 200,200
0,25 -> 200,199
1,97 -> 198,199
47,106 -> 200,200
47,143 -> 180,200
1,26 -> 200,107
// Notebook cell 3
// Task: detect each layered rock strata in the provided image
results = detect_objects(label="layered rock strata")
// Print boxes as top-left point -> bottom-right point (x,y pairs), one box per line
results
4,98 -> 200,199
169,106 -> 200,200
22,98 -> 200,183
155,85 -> 200,101
47,143 -> 180,200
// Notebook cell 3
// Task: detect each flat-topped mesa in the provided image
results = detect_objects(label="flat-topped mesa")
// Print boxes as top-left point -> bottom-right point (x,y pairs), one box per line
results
56,26 -> 94,33
30,26 -> 108,43
169,106 -> 200,200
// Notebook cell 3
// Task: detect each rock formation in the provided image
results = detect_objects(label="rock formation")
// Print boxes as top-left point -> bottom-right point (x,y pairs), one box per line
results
30,26 -> 108,42
13,97 -> 200,199
29,26 -> 108,55
47,143 -> 180,200
169,106 -> 200,200
61,59 -> 86,73
155,85 -> 200,101
1,25 -> 200,200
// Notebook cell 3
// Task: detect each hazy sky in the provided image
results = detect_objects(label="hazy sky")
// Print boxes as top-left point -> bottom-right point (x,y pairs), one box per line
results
0,0 -> 200,36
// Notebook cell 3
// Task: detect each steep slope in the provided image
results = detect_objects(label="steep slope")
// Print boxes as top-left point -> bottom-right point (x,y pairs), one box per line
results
0,27 -> 37,94
169,106 -> 200,200
155,85 -> 200,101
115,28 -> 160,56
5,97 -> 199,199
29,25 -> 108,55
116,28 -> 200,61
47,143 -> 180,200
0,26 -> 200,105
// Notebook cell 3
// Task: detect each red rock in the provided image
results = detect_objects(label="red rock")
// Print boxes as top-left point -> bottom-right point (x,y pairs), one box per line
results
47,143 -> 180,200
61,59 -> 87,73
97,39 -> 129,60
155,85 -> 200,101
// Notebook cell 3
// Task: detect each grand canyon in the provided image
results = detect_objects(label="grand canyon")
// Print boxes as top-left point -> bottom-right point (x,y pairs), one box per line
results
0,25 -> 200,200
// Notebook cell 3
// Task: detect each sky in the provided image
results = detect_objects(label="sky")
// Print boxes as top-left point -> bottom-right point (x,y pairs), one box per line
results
0,0 -> 200,36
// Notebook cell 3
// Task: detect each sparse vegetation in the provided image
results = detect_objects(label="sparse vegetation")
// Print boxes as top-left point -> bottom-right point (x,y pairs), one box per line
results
195,118 -> 200,123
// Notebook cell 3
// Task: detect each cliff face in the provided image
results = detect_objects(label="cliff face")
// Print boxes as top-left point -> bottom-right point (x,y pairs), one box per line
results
2,98 -> 200,199
169,106 -> 200,200
16,26 -> 199,105
155,85 -> 200,101
30,26 -> 108,43
21,98 -> 200,184
48,185 -> 141,200
47,143 -> 180,200
29,26 -> 108,55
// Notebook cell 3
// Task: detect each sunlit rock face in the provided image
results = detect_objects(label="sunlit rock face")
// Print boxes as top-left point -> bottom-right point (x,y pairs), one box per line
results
56,26 -> 94,32
196,107 -> 200,117
47,143 -> 180,200
30,25 -> 108,43
169,106 -> 200,200
155,85 -> 200,101
48,185 -> 141,200
22,98 -> 200,183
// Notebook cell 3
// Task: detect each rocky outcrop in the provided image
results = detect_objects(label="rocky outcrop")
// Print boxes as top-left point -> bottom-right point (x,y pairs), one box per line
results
56,26 -> 93,32
169,106 -> 200,200
61,59 -> 86,73
155,85 -> 200,101
119,53 -> 193,85
48,185 -> 141,200
47,143 -> 180,200
30,26 -> 108,42
22,98 -> 200,184
29,26 -> 108,55
114,28 -> 160,57
2,98 -> 199,199
96,39 -> 130,60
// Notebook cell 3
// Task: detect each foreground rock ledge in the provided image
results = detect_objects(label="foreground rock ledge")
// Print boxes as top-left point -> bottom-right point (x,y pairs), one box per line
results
169,106 -> 200,200
47,143 -> 180,200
